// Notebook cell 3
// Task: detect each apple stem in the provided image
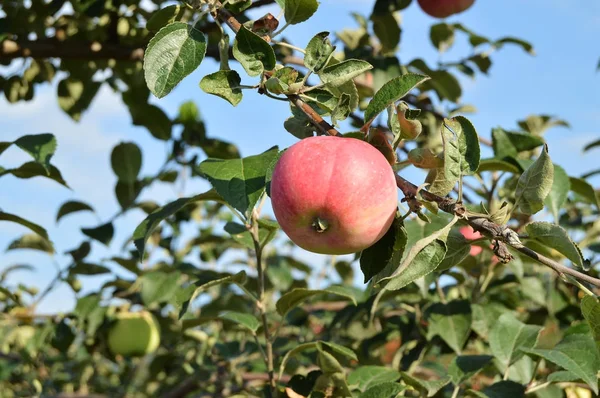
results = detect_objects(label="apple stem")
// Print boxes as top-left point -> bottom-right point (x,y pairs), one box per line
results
311,217 -> 329,233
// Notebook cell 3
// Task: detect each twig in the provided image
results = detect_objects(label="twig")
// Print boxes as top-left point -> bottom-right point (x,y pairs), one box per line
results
249,210 -> 276,396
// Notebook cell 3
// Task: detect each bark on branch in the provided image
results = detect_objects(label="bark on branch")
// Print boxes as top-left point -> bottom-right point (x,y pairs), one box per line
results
211,2 -> 600,290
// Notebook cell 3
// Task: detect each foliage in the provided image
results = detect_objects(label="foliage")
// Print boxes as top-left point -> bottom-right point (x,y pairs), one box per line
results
1,0 -> 599,397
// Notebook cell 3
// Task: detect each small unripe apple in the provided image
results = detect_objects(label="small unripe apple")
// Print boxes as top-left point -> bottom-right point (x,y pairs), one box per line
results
270,136 -> 398,255
417,0 -> 475,18
108,311 -> 160,356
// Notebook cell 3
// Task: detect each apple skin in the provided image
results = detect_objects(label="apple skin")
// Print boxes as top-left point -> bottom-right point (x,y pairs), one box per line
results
108,311 -> 160,356
270,136 -> 398,255
417,0 -> 475,18
459,225 -> 483,256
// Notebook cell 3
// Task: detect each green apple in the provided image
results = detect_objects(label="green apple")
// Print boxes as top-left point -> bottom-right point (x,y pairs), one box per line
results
108,311 -> 160,356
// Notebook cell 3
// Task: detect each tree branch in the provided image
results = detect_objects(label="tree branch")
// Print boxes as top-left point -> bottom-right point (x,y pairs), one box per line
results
210,0 -> 600,290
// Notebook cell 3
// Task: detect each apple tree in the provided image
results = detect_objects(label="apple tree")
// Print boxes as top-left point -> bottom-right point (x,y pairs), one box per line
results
1,0 -> 599,397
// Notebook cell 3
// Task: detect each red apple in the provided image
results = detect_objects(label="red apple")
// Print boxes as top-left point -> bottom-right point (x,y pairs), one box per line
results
460,226 -> 483,256
270,136 -> 398,255
417,0 -> 475,18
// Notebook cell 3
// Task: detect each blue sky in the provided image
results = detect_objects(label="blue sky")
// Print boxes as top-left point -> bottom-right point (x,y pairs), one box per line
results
0,0 -> 599,314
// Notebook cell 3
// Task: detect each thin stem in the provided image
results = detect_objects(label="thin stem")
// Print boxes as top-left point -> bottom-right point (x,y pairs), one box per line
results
252,332 -> 269,364
271,22 -> 290,39
299,83 -> 325,94
525,382 -> 551,394
479,261 -> 497,295
272,41 -> 305,54
249,211 -> 276,396
263,91 -> 289,102
436,279 -> 447,304
451,385 -> 460,398
514,245 -> 600,289
301,70 -> 313,86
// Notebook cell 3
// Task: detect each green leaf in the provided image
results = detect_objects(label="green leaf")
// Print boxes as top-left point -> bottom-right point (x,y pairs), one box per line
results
70,262 -> 111,275
144,22 -> 207,98
348,366 -> 401,392
320,341 -> 358,361
437,229 -> 471,271
364,74 -> 429,126
74,294 -> 101,320
426,300 -> 472,354
372,13 -> 400,53
224,221 -> 275,249
406,148 -> 441,169
390,102 -> 423,144
430,23 -> 455,52
495,37 -> 535,54
584,138 -> 600,152
517,114 -> 569,136
276,287 -> 357,316
488,313 -> 542,371
279,342 -> 320,379
376,215 -> 457,290
442,116 -> 480,179
57,78 -> 101,121
115,180 -> 143,209
409,59 -> 460,102
546,370 -> 579,383
140,271 -> 181,306
317,349 -> 345,374
477,158 -> 520,174
81,222 -> 114,246
177,271 -> 247,318
110,257 -> 140,275
3,162 -> 69,187
523,333 -> 600,394
400,373 -> 451,397
232,26 -> 276,77
525,222 -> 584,268
131,104 -> 172,140
448,355 -> 493,385
6,234 -> 54,254
0,211 -> 49,240
197,146 -> 279,217
146,4 -> 181,31
12,133 -> 57,172
581,296 -> 600,352
304,31 -> 334,72
133,189 -> 224,258
385,239 -> 446,291
514,144 -> 554,215
284,0 -> 318,25
492,128 -> 545,159
543,164 -> 570,221
218,311 -> 260,333
360,383 -> 404,398
111,142 -> 142,183
469,381 -> 525,398
331,93 -> 352,125
471,303 -> 513,339
319,59 -> 372,87
200,70 -> 243,106
56,200 -> 94,223
360,215 -> 407,283
425,164 -> 456,196
569,177 -> 600,211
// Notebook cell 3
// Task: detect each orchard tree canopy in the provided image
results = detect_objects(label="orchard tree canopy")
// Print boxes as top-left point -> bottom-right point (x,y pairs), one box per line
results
1,0 -> 600,397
